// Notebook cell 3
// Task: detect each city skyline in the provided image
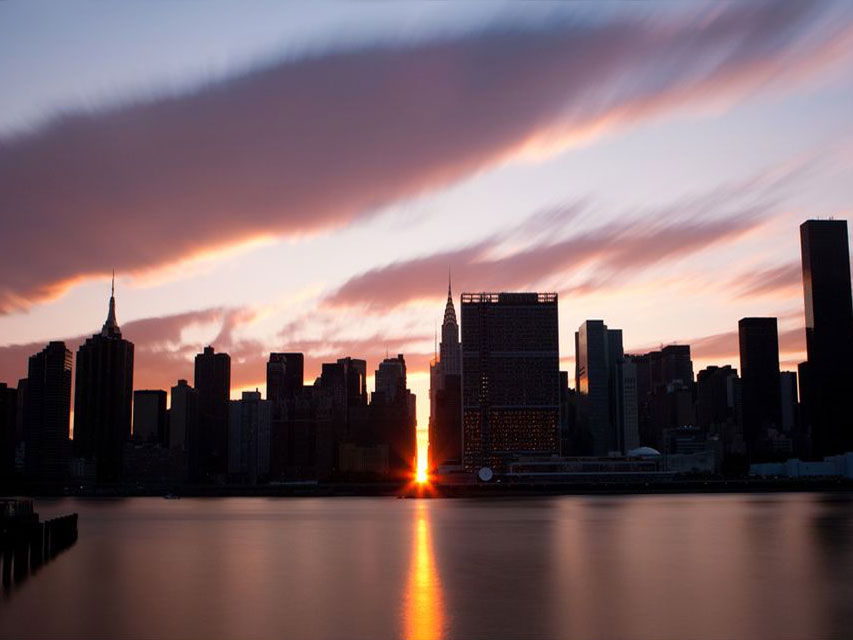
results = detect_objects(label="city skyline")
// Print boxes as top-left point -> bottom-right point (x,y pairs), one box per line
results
2,1 -> 853,477
2,214 -> 845,482
0,218 -> 848,478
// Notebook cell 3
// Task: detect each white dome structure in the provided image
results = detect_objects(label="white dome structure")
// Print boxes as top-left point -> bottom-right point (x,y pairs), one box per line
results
628,447 -> 662,458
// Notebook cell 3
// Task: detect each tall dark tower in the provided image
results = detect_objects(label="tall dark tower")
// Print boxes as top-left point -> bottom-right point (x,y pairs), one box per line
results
23,342 -> 73,484
461,292 -> 560,472
440,275 -> 461,376
267,352 -> 304,479
429,274 -> 463,471
194,345 -> 231,477
800,219 -> 853,456
738,317 -> 782,459
74,276 -> 134,483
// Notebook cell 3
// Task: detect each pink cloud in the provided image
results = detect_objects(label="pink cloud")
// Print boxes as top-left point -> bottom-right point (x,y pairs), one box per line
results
1,1 -> 849,311
326,175 -> 782,311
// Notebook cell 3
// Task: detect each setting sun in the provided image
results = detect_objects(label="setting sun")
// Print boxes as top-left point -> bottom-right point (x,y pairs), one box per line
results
416,454 -> 429,483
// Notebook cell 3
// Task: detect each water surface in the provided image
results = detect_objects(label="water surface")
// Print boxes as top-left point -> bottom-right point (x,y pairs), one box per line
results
2,493 -> 852,639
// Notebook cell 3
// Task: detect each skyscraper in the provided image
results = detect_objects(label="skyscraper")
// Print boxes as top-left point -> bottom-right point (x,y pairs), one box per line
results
375,354 -> 406,403
800,219 -> 853,456
440,277 -> 461,376
429,277 -> 463,470
738,317 -> 782,459
369,354 -> 417,477
267,352 -> 305,479
576,320 -> 638,455
194,345 -> 231,478
228,390 -> 271,484
779,371 -> 798,434
169,380 -> 198,451
23,342 -> 73,484
695,365 -> 744,464
74,280 -> 134,483
462,292 -> 560,472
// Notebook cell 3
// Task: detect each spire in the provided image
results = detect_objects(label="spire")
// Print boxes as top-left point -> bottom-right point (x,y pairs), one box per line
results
443,269 -> 457,327
101,270 -> 121,338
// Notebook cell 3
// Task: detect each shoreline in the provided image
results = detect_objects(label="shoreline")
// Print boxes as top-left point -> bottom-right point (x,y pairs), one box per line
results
11,478 -> 853,499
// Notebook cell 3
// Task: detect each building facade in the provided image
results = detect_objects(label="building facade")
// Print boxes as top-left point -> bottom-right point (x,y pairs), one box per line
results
228,390 -> 271,484
800,219 -> 853,457
24,342 -> 73,484
194,346 -> 231,478
576,321 -> 640,456
738,317 -> 783,459
462,292 -> 560,472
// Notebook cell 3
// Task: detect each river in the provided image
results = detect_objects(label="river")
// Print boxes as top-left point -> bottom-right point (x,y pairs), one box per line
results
2,493 -> 852,639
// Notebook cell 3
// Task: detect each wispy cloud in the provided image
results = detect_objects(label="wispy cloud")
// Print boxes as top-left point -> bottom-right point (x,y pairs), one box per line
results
632,325 -> 807,366
1,1 -> 849,311
326,164 -> 797,311
731,262 -> 803,299
0,307 -> 241,391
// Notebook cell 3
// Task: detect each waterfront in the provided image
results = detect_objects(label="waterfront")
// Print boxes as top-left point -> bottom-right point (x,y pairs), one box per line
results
2,494 -> 853,639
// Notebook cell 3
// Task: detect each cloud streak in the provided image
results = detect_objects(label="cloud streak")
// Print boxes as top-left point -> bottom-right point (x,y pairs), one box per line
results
1,1 -> 849,311
326,164 -> 796,310
0,305 -> 433,402
631,325 -> 807,366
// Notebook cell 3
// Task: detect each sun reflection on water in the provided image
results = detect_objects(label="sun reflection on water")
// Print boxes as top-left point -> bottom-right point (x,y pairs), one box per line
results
403,502 -> 445,640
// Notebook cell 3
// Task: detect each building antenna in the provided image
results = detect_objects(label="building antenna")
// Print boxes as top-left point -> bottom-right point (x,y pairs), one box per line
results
111,269 -> 115,297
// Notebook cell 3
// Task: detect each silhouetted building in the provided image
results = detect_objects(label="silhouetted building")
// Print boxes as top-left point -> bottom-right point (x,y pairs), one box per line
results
267,353 -> 304,404
779,371 -> 799,434
462,293 -> 560,472
739,317 -> 783,460
228,390 -> 271,484
440,278 -> 461,376
432,374 -> 461,469
429,277 -> 463,471
303,356 -> 369,479
695,365 -> 744,464
133,390 -> 167,444
376,355 -> 407,403
24,342 -> 73,484
369,355 -> 417,477
558,372 -> 579,455
73,281 -> 134,483
800,219 -> 853,456
1,383 -> 18,484
194,346 -> 230,478
576,320 -> 638,455
169,379 -> 198,481
628,344 -> 694,449
267,353 -> 305,478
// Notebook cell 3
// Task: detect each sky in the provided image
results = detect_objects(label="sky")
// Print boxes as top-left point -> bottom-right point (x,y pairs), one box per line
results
2,1 -> 853,466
